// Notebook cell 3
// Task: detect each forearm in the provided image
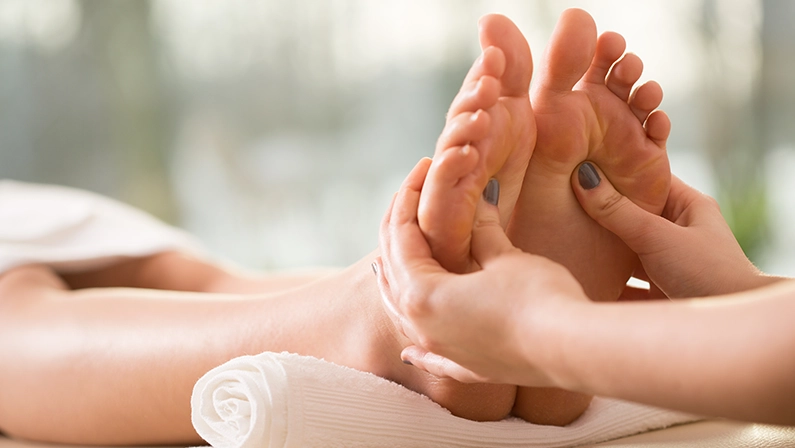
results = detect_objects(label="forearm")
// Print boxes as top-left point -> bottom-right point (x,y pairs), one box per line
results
536,280 -> 795,425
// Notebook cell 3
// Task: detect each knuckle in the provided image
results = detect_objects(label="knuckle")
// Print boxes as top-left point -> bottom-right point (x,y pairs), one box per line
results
596,191 -> 630,220
703,194 -> 721,211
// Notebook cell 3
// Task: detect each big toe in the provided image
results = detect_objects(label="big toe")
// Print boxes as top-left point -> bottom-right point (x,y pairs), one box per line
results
533,8 -> 597,95
478,14 -> 532,97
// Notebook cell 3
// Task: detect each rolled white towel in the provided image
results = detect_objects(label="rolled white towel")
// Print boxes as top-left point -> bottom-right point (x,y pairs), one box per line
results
192,352 -> 701,448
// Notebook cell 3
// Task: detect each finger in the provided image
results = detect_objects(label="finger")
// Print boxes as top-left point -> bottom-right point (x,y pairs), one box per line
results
379,191 -> 398,256
374,256 -> 421,344
378,191 -> 399,291
631,264 -> 669,299
572,162 -> 672,256
394,157 -> 433,224
401,346 -> 487,383
380,158 -> 435,288
471,179 -> 521,266
389,158 -> 444,274
663,174 -> 718,223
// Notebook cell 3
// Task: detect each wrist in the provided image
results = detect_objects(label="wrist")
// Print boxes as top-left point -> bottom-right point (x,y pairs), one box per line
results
514,294 -> 595,391
749,272 -> 790,290
728,266 -> 788,296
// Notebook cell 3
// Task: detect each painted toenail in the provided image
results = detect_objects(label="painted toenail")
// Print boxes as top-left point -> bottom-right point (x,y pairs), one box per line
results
402,359 -> 414,366
371,262 -> 378,276
578,162 -> 601,190
483,178 -> 500,206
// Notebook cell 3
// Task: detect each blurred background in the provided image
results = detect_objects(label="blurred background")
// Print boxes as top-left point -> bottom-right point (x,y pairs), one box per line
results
1,0 -> 794,275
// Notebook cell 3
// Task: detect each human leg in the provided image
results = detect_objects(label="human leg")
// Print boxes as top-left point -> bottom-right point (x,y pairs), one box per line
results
507,8 -> 671,424
60,250 -> 338,294
414,13 -> 612,427
0,253 -> 515,445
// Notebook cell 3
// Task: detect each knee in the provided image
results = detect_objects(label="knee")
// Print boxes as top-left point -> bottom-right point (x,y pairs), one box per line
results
0,265 -> 67,304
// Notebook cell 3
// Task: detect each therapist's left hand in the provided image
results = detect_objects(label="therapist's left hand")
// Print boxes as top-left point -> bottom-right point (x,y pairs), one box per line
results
374,157 -> 589,386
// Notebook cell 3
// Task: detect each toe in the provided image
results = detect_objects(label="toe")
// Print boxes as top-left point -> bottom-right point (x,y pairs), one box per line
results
436,110 -> 491,156
644,110 -> 671,147
629,81 -> 664,123
605,53 -> 643,102
533,8 -> 596,95
447,75 -> 500,119
478,14 -> 532,97
419,146 -> 481,274
583,31 -> 626,84
429,144 -> 480,189
460,46 -> 506,91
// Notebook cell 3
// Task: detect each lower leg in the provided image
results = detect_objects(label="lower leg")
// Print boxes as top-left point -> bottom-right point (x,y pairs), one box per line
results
0,254 -> 514,445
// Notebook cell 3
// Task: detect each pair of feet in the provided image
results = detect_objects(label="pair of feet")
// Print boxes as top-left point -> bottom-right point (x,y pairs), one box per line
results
405,9 -> 672,424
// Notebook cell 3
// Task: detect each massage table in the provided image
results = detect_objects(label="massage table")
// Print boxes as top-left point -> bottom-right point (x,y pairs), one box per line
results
2,420 -> 795,447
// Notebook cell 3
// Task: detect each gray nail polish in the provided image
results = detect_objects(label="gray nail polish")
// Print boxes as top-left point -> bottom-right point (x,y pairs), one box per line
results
371,262 -> 378,276
483,178 -> 500,206
402,359 -> 414,366
578,162 -> 601,190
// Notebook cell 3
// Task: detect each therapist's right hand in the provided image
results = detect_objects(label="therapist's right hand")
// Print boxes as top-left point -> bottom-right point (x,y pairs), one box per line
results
571,162 -> 777,299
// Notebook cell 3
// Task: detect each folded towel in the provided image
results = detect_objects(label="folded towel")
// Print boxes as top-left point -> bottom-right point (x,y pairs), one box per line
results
0,180 -> 205,274
192,352 -> 702,448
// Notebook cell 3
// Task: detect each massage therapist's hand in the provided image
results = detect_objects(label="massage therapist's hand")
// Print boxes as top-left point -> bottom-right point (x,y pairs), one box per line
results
572,162 -> 781,299
375,158 -> 589,385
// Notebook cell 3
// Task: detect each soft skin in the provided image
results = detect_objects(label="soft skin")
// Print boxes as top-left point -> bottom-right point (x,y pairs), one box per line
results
376,158 -> 795,426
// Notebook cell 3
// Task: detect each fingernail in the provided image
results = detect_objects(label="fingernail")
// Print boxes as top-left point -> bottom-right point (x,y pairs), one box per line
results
483,178 -> 500,206
402,359 -> 413,366
578,162 -> 601,190
371,262 -> 378,276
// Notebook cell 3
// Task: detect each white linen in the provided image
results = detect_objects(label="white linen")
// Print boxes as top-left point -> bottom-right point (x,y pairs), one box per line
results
0,180 -> 204,274
192,351 -> 702,448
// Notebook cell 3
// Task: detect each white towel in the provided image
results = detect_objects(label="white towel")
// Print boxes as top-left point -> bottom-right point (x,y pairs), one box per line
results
192,352 -> 702,448
0,180 -> 205,274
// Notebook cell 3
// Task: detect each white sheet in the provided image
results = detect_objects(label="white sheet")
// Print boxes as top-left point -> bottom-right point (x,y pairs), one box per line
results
0,180 -> 204,274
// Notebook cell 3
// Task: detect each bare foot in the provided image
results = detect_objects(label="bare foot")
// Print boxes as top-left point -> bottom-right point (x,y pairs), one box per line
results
417,13 -> 535,273
508,8 -> 670,303
507,8 -> 671,425
267,254 -> 519,422
414,13 -> 600,426
396,14 -> 535,419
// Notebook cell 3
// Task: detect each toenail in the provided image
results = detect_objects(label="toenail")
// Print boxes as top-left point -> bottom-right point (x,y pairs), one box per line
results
483,178 -> 500,206
371,262 -> 379,276
578,162 -> 601,190
402,358 -> 414,366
